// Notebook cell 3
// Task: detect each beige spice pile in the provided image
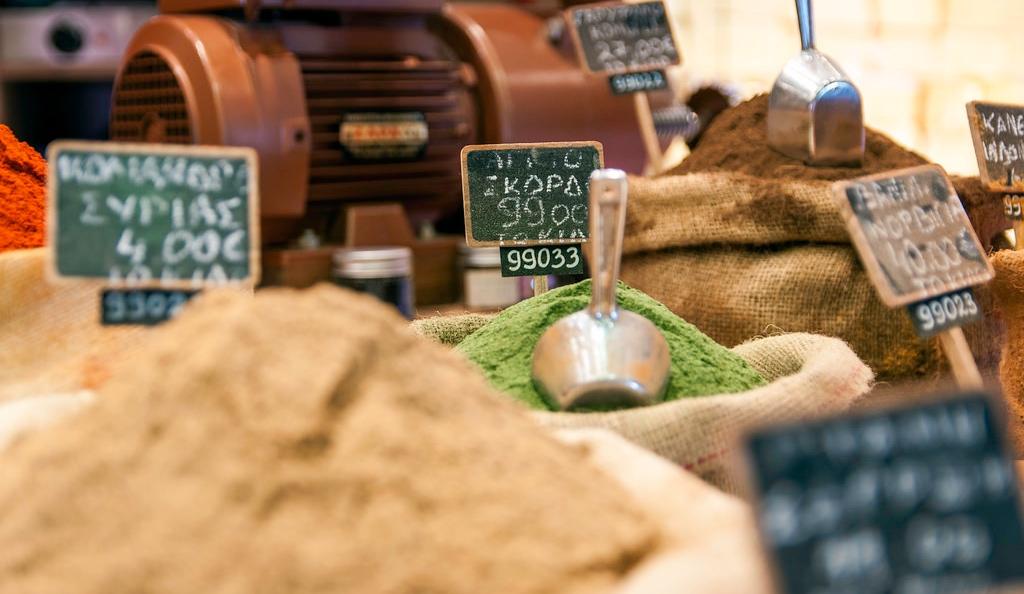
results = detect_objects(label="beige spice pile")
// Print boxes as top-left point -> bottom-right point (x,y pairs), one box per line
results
0,285 -> 657,594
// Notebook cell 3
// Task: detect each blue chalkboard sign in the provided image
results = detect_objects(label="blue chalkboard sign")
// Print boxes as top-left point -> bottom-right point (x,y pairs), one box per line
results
47,141 -> 259,288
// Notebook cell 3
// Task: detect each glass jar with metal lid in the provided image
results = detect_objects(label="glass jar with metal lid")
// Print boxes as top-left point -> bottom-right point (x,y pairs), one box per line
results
459,243 -> 521,311
332,246 -> 414,319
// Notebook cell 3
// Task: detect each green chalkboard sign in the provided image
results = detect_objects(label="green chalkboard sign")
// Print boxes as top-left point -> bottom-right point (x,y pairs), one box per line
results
47,141 -> 259,288
461,142 -> 603,247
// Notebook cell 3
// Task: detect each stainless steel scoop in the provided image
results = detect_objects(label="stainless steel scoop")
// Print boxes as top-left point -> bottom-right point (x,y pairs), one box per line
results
530,169 -> 671,411
767,0 -> 864,166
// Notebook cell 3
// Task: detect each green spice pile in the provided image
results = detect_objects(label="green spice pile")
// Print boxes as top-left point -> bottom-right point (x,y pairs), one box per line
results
457,280 -> 767,410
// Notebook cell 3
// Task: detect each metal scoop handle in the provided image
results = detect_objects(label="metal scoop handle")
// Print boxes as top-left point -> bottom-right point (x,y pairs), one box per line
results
588,169 -> 628,321
797,0 -> 814,50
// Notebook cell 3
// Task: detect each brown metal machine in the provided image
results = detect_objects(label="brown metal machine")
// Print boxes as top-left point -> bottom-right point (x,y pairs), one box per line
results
108,0 -> 646,300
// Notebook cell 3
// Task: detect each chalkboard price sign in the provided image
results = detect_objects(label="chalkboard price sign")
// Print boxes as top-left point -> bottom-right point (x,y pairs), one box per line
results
746,393 -> 1024,594
966,101 -> 1024,192
101,288 -> 198,326
568,1 -> 681,74
1004,195 -> 1024,221
906,287 -> 982,339
608,69 -> 669,95
48,141 -> 259,288
832,165 -> 994,307
461,142 -> 603,247
499,244 -> 586,277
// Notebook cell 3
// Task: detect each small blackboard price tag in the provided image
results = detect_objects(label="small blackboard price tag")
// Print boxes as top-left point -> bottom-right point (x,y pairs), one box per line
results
832,165 -> 994,307
906,287 -> 982,339
461,142 -> 603,247
1004,195 -> 1024,221
47,141 -> 259,288
499,244 -> 586,278
100,288 -> 198,326
568,1 -> 681,74
967,101 -> 1024,192
608,69 -> 669,95
746,393 -> 1024,594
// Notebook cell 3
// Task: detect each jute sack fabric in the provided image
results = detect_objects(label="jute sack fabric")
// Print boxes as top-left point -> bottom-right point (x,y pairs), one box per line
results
558,428 -> 772,594
0,248 -> 150,402
620,173 -> 1004,383
990,250 -> 1024,458
413,317 -> 873,492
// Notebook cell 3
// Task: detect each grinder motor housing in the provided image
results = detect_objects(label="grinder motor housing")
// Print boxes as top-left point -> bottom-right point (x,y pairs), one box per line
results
109,0 -> 647,295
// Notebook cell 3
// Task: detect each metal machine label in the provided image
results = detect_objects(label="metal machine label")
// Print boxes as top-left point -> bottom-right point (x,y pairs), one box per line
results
339,112 -> 428,161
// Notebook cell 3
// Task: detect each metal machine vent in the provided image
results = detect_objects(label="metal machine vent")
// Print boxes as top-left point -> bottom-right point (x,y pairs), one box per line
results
110,50 -> 192,144
300,56 -> 471,206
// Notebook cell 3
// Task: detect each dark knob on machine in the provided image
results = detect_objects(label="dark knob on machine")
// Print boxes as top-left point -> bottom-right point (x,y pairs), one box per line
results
50,22 -> 85,55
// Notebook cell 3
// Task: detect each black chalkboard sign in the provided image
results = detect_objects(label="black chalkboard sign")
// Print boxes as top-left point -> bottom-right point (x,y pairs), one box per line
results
608,69 -> 669,95
48,141 -> 259,288
832,165 -> 994,307
906,288 -> 982,339
100,288 -> 198,326
461,142 -> 603,247
568,1 -> 680,74
967,101 -> 1024,192
746,393 -> 1024,594
1004,195 -> 1024,221
499,244 -> 586,277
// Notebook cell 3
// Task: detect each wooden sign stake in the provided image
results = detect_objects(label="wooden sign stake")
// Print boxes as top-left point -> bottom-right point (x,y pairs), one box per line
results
1015,216 -> 1024,252
533,275 -> 549,297
633,92 -> 664,175
937,327 -> 984,390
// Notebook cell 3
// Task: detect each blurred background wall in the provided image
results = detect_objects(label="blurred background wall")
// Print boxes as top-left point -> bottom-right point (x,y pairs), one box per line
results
668,0 -> 1024,174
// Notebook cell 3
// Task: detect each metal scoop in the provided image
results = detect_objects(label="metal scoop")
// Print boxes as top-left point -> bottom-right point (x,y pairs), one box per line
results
531,169 -> 671,411
767,0 -> 864,166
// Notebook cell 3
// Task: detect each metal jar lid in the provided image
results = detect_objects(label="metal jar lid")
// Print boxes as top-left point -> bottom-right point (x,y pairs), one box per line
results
458,243 -> 501,268
332,246 -> 412,279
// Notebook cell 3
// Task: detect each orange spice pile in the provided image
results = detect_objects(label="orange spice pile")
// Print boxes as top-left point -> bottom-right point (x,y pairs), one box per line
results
0,125 -> 46,253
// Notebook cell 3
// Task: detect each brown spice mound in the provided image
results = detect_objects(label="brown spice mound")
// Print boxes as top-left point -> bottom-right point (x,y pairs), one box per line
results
950,175 -> 1013,253
0,285 -> 656,594
0,124 -> 46,253
674,94 -> 928,181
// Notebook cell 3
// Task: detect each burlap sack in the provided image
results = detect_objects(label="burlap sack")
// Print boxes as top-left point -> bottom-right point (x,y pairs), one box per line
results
413,317 -> 874,492
0,248 -> 150,401
557,428 -> 772,594
620,173 -> 1005,384
991,249 -> 1024,458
